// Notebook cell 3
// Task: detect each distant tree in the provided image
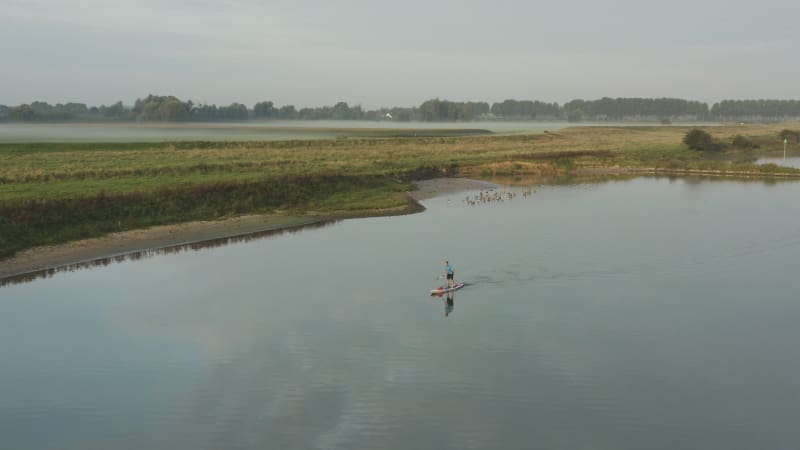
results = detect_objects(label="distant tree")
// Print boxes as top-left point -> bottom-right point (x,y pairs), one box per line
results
419,99 -> 441,121
218,103 -> 248,120
711,99 -> 800,121
9,104 -> 37,121
133,95 -> 191,121
297,107 -> 317,120
331,102 -> 354,120
683,129 -> 719,151
278,105 -> 297,119
469,101 -> 491,117
30,101 -> 54,118
191,104 -> 219,121
563,97 -> 708,121
660,117 -> 672,125
99,101 -> 128,119
566,109 -> 583,122
161,97 -> 188,121
418,99 -> 485,121
253,101 -> 276,118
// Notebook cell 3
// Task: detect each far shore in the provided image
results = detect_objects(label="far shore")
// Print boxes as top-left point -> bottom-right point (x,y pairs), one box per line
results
0,178 -> 492,285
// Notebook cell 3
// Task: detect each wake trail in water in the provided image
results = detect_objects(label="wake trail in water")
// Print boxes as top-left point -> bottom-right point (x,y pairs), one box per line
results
464,231 -> 800,288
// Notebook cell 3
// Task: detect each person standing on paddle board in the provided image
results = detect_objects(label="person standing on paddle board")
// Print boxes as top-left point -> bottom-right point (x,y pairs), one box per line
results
445,261 -> 455,288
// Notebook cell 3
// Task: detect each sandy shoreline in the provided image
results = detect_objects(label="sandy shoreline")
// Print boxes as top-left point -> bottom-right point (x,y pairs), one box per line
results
407,177 -> 498,201
0,178 -> 492,284
0,214 -> 324,282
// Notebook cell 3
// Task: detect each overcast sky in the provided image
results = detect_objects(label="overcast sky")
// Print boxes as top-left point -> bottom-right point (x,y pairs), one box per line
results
1,0 -> 798,108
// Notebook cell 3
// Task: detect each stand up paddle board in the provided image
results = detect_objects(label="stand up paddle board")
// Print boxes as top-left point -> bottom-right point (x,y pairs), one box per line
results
430,283 -> 465,295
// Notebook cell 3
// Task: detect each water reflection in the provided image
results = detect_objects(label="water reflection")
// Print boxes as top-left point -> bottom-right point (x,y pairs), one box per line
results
445,292 -> 455,317
4,177 -> 800,449
756,156 -> 800,169
0,220 -> 336,287
430,291 -> 456,317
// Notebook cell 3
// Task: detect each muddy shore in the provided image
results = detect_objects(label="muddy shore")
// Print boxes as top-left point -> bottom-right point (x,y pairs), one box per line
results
0,178 -> 491,283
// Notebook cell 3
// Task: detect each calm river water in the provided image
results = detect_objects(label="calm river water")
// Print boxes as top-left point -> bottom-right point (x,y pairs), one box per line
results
2,177 -> 799,450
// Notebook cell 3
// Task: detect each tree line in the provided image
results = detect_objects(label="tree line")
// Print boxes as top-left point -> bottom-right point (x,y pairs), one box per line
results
710,100 -> 800,121
562,97 -> 709,121
2,95 -> 800,123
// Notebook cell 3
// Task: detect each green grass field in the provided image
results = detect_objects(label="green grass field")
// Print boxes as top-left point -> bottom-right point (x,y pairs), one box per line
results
2,124 -> 799,258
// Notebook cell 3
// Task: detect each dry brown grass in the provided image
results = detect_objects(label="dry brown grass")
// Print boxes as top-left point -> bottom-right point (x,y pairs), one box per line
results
2,123 -> 798,200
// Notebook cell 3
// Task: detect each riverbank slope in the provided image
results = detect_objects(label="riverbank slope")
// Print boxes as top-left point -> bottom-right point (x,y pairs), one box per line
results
2,123 -> 799,267
0,178 -> 490,282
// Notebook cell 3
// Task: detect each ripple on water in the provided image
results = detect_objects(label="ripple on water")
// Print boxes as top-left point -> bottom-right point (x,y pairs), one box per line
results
4,177 -> 800,449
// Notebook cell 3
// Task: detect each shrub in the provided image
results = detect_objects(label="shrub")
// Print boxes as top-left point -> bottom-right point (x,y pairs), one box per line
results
779,129 -> 800,143
683,128 -> 718,151
760,163 -> 779,173
731,134 -> 759,149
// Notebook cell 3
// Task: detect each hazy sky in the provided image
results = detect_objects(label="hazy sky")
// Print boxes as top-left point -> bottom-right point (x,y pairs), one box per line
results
1,0 -> 798,108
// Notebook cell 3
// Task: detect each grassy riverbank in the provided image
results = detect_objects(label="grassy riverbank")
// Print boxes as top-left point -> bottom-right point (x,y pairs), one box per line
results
2,123 -> 799,258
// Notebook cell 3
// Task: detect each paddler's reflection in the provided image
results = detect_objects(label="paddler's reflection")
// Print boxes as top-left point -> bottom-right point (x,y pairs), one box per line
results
444,291 -> 455,317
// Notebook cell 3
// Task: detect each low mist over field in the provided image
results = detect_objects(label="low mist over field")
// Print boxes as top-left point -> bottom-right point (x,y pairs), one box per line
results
5,3 -> 800,449
2,0 -> 799,107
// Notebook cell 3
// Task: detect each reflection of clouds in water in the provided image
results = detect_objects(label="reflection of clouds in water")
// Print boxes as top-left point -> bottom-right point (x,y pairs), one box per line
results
11,177 -> 800,448
133,298 -> 388,448
130,287 -> 516,449
314,388 -> 394,449
174,343 -> 394,447
162,328 -> 350,448
113,249 -> 631,447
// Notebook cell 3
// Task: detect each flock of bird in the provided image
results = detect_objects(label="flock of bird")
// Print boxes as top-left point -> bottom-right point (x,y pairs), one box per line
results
462,187 -> 535,206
